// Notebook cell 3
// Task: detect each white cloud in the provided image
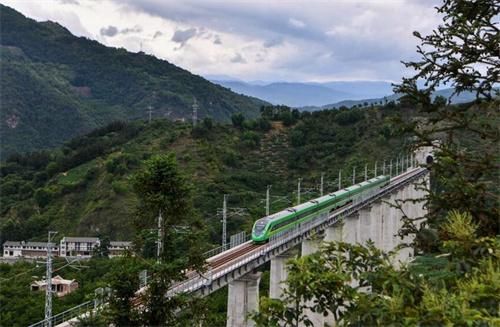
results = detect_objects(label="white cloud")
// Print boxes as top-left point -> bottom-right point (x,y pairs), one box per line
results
1,0 -> 442,82
288,18 -> 305,29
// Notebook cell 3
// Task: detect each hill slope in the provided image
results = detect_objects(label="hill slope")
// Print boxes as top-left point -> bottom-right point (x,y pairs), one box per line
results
0,5 -> 266,155
0,103 -> 412,247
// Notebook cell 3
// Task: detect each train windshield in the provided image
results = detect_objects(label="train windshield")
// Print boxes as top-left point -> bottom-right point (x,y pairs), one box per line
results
253,218 -> 269,236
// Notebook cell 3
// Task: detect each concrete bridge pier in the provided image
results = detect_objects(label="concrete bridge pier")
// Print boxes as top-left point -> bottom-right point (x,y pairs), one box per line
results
269,251 -> 295,299
324,221 -> 343,242
227,272 -> 262,327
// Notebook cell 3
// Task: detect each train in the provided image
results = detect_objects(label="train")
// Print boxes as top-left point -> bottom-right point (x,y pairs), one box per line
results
251,175 -> 391,242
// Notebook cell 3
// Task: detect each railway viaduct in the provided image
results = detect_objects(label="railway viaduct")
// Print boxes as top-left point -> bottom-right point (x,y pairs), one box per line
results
225,146 -> 433,327
47,147 -> 434,327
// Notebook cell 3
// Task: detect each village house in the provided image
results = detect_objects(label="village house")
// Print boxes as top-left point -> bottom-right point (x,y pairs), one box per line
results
3,237 -> 132,259
108,241 -> 132,257
3,241 -> 59,258
30,275 -> 78,297
59,236 -> 99,257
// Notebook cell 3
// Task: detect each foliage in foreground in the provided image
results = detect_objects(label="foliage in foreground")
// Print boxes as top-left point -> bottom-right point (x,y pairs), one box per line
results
253,211 -> 500,326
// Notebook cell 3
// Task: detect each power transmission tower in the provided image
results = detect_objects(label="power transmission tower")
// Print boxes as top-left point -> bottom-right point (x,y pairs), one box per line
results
192,98 -> 199,127
45,231 -> 57,327
156,210 -> 163,264
266,185 -> 272,216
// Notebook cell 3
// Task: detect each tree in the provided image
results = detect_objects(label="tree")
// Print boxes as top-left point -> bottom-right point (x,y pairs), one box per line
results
92,235 -> 110,258
393,0 -> 499,235
231,112 -> 245,128
253,211 -> 500,326
131,153 -> 206,325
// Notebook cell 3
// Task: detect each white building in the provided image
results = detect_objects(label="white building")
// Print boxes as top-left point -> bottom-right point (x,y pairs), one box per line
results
59,237 -> 99,257
3,241 -> 59,258
109,241 -> 132,257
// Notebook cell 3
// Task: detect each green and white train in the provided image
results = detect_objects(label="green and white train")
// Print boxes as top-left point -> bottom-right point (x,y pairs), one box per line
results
251,175 -> 390,242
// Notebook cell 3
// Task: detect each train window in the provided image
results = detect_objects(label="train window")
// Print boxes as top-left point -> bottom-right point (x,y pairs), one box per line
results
253,219 -> 269,236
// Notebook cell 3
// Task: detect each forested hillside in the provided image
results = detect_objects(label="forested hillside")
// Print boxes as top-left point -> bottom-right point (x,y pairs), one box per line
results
0,103 -> 411,247
0,5 -> 266,155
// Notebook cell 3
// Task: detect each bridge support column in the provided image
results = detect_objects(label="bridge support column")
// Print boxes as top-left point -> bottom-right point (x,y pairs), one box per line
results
300,236 -> 324,327
270,251 -> 295,299
227,272 -> 261,327
370,202 -> 383,248
324,221 -> 343,242
301,236 -> 322,256
343,213 -> 359,244
382,194 -> 395,252
358,207 -> 372,245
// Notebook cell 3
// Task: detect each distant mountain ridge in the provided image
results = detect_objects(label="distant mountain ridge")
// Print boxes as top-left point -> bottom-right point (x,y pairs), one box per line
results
0,5 -> 266,155
211,79 -> 394,107
302,87 -> 488,111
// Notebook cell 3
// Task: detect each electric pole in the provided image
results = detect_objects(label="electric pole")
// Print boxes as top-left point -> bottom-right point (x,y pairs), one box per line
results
320,173 -> 324,196
222,194 -> 228,247
192,98 -> 198,127
364,164 -> 368,181
156,210 -> 162,264
148,105 -> 153,124
297,178 -> 302,204
374,161 -> 378,177
338,170 -> 342,190
390,159 -> 393,177
45,231 -> 57,327
352,167 -> 356,185
266,185 -> 272,216
383,160 -> 386,175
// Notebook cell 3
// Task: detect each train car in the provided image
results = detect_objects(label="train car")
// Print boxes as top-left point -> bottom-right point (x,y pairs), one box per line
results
251,175 -> 390,242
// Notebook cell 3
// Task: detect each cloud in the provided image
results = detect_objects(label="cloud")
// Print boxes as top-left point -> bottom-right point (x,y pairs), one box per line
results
230,53 -> 246,64
4,0 -> 443,82
171,27 -> 197,47
100,25 -> 118,37
57,0 -> 79,4
100,25 -> 142,37
288,18 -> 305,29
121,25 -> 142,34
263,37 -> 283,48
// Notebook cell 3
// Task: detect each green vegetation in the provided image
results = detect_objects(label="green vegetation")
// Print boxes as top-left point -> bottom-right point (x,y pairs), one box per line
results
253,211 -> 499,326
0,102 -> 410,248
0,4 -> 266,155
0,101 -> 412,325
253,1 -> 500,325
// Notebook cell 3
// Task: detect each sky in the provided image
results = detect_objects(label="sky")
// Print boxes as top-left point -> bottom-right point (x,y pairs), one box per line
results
2,0 -> 442,83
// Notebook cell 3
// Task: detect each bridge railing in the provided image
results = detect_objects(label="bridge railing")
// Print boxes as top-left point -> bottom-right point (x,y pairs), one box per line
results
27,300 -> 95,327
202,234 -> 253,259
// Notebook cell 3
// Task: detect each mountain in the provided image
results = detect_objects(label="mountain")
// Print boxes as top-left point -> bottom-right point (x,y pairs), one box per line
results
212,80 -> 352,107
211,79 -> 394,107
297,88 -> 487,111
0,5 -> 266,155
308,81 -> 394,99
0,103 -> 412,247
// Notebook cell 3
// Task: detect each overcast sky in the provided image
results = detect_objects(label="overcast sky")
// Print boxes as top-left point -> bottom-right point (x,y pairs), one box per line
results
2,0 -> 442,82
